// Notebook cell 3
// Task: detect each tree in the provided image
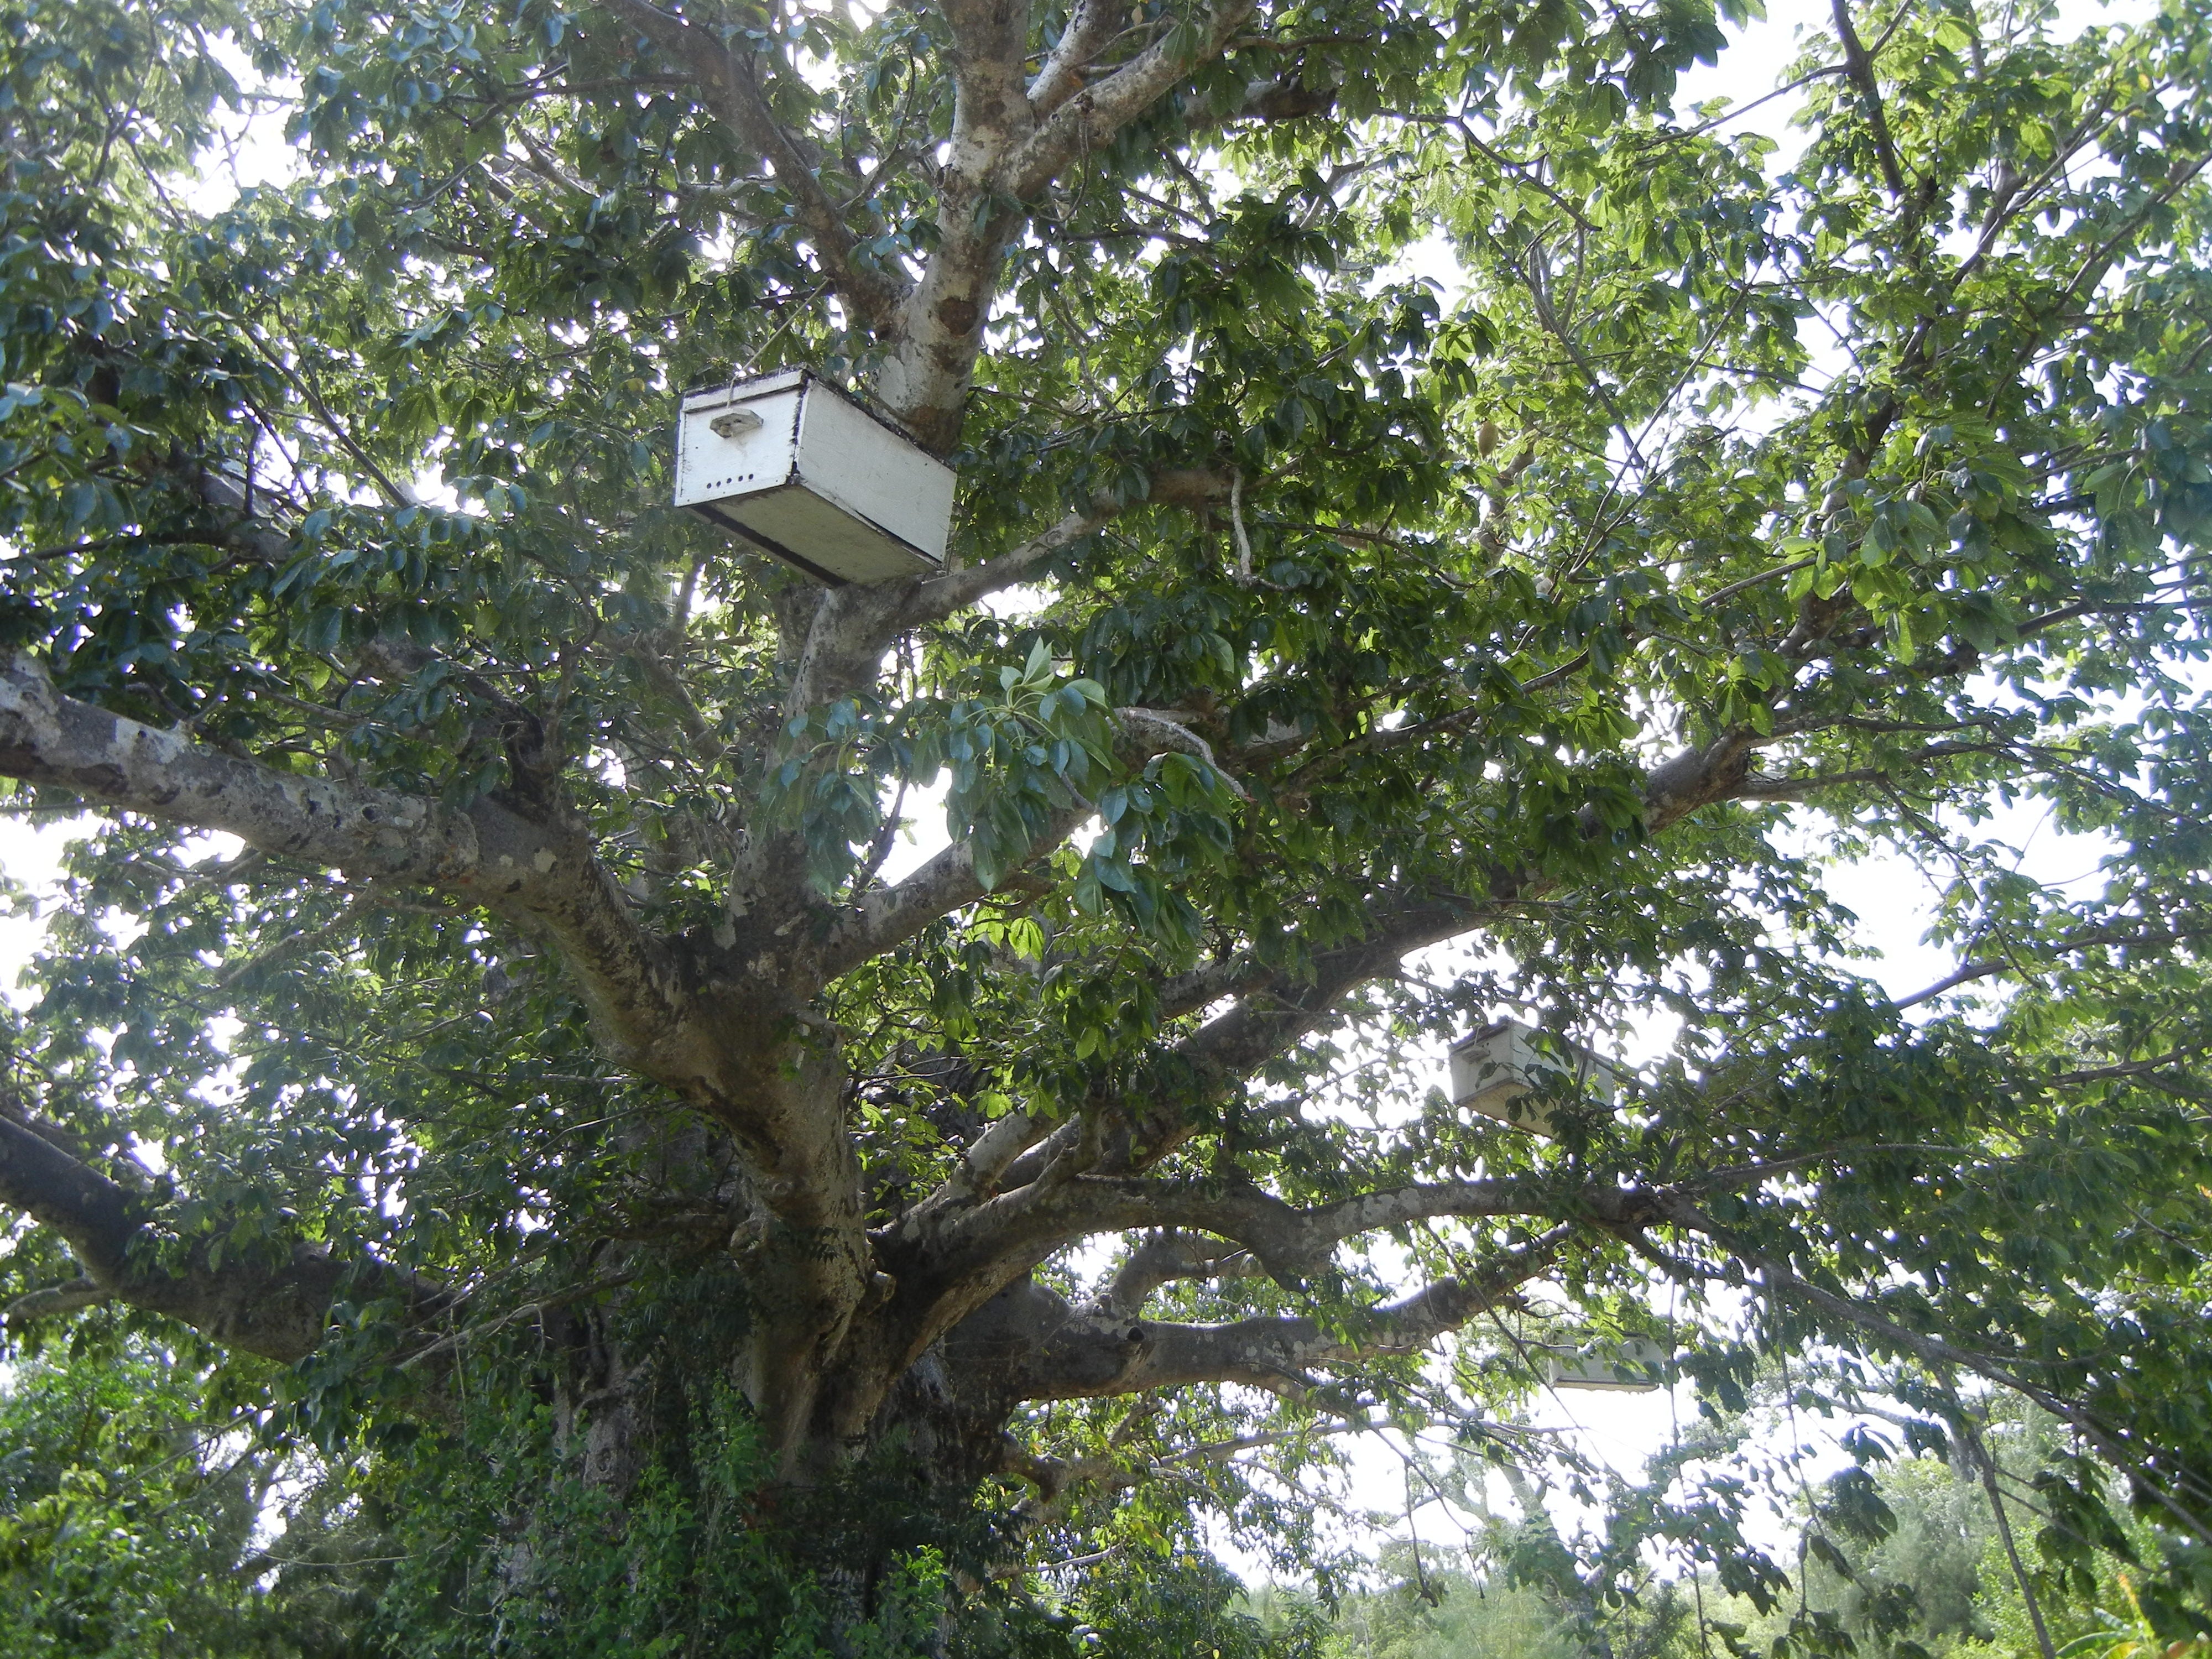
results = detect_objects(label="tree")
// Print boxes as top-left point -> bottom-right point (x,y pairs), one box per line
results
0,1342 -> 273,1659
2,0 -> 2211,1646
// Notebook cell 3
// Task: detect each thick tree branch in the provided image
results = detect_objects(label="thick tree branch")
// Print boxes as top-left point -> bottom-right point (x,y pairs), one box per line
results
1830,0 -> 1907,197
868,0 -> 1047,447
1026,0 -> 1126,116
868,1166 -> 1678,1421
903,468 -> 1235,626
1157,954 -> 1275,1021
0,650 -> 693,1076
816,800 -> 1094,979
939,0 -> 1034,129
973,728 -> 1766,1219
1003,0 -> 1261,199
937,1110 -> 1056,1209
874,0 -> 1259,449
0,650 -> 485,879
816,697 -> 1245,978
992,1225 -> 1572,1402
975,902 -> 1474,1199
936,1173 -> 1662,1300
0,1102 -> 439,1361
1100,1230 -> 1253,1316
787,468 -> 1234,722
4,1277 -> 110,1323
0,641 -> 883,1464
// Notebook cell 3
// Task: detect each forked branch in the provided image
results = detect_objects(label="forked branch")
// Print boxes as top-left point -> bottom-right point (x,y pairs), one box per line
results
1005,0 -> 1264,198
997,1226 -> 1574,1401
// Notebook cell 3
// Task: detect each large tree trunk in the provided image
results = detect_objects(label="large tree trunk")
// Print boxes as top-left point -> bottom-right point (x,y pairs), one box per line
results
535,1249 -> 1041,1652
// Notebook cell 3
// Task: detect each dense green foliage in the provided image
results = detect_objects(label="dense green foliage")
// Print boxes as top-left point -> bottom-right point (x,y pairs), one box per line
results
0,1330 -> 1327,1656
1310,1406 -> 2211,1659
2,0 -> 2211,1651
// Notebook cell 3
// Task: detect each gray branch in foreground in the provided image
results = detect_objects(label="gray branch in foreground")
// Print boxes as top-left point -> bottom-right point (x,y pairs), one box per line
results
816,799 -> 1095,980
0,1099 -> 439,1361
0,650 -> 482,882
936,1172 -> 1661,1298
815,693 -> 1245,980
1004,0 -> 1263,199
786,469 -> 1236,723
904,468 -> 1235,628
875,1167 -> 1668,1394
1100,1230 -> 1254,1317
950,1227 -> 1573,1403
947,730 -> 1776,1222
4,1277 -> 110,1323
1026,0 -> 1127,115
0,650 -> 691,1070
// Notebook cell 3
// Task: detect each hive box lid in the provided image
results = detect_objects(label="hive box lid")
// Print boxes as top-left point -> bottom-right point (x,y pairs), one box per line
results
675,369 -> 956,586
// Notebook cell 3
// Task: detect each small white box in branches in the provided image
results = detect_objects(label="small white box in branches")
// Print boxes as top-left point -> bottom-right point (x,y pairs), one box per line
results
674,368 -> 956,586
1447,1019 -> 1622,1138
1540,1337 -> 1670,1392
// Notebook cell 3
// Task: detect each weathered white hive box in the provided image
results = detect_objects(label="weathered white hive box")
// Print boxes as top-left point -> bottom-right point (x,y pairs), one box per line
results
674,368 -> 956,587
1540,1337 -> 1669,1392
1448,1019 -> 1621,1138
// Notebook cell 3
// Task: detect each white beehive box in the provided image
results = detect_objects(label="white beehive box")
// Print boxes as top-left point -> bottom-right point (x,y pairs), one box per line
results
674,368 -> 956,586
1447,1019 -> 1621,1138
1540,1337 -> 1670,1392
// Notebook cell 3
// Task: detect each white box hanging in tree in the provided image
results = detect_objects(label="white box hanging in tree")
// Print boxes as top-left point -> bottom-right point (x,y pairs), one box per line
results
1540,1338 -> 1669,1392
674,368 -> 956,587
1447,1019 -> 1621,1138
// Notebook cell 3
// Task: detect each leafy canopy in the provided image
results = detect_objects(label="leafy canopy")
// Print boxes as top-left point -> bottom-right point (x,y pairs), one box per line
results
2,0 -> 2211,1650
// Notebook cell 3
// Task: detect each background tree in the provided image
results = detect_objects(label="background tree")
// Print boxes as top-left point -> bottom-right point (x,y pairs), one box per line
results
1305,1400 -> 2172,1659
2,0 -> 2212,1648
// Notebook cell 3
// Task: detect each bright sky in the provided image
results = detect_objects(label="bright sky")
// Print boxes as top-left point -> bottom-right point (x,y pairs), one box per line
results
0,0 -> 2177,1598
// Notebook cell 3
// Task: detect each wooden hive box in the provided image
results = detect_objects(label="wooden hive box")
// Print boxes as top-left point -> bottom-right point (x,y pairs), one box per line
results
1447,1019 -> 1622,1138
674,368 -> 956,586
1540,1337 -> 1670,1392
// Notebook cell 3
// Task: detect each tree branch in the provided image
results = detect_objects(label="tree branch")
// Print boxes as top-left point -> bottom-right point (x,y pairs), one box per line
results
870,0 -> 1261,450
786,468 -> 1235,722
992,1225 -> 1573,1402
0,650 -> 691,1074
1027,0 -> 1127,116
973,727 -> 1765,1217
1100,1229 -> 1253,1316
1830,0 -> 1907,197
4,1277 -> 110,1323
902,468 -> 1235,627
815,695 -> 1248,979
976,899 -> 1481,1199
938,1173 -> 1661,1298
879,1164 -> 1669,1402
1004,0 -> 1262,199
593,0 -> 905,331
0,1097 -> 440,1361
0,650 -> 483,881
816,800 -> 1095,979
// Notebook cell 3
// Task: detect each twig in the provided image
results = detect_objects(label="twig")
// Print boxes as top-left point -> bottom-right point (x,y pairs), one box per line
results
1229,469 -> 1254,583
1950,1386 -> 2059,1659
